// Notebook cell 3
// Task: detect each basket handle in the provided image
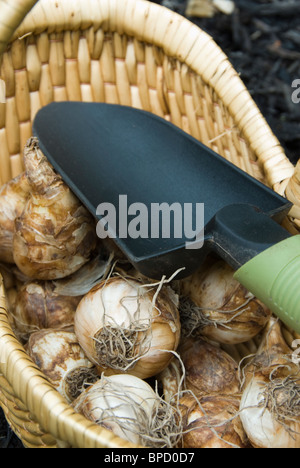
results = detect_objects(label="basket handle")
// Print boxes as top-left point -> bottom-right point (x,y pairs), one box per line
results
0,0 -> 38,55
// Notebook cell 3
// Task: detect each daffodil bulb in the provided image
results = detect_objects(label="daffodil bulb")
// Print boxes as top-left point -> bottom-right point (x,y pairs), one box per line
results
179,393 -> 249,448
240,374 -> 300,448
179,336 -> 240,396
13,280 -> 81,340
180,255 -> 271,344
239,317 -> 300,448
13,138 -> 98,280
27,329 -> 98,403
74,276 -> 181,379
72,373 -> 182,447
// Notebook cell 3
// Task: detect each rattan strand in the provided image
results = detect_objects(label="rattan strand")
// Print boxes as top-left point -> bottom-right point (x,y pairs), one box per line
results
0,0 -> 299,449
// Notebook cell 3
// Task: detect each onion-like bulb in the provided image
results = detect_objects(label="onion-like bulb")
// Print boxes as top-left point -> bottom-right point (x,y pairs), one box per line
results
27,329 -> 98,403
74,276 -> 181,379
13,280 -> 81,340
239,317 -> 300,448
179,336 -> 240,396
13,137 -> 97,280
72,373 -> 182,447
179,393 -> 249,448
158,336 -> 240,406
0,173 -> 30,263
180,255 -> 271,344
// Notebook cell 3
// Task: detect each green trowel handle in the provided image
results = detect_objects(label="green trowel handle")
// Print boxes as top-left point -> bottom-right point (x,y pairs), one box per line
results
234,235 -> 300,333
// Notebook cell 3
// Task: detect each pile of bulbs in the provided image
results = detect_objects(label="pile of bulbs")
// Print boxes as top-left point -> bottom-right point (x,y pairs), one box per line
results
0,137 -> 300,448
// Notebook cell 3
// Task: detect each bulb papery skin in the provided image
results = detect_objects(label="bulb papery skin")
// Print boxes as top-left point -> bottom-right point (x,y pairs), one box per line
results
74,277 -> 181,379
240,377 -> 300,448
239,317 -> 300,448
73,373 -> 158,445
180,256 -> 271,344
179,393 -> 249,448
0,173 -> 31,263
13,138 -> 97,280
13,280 -> 81,339
179,336 -> 240,396
27,329 -> 98,403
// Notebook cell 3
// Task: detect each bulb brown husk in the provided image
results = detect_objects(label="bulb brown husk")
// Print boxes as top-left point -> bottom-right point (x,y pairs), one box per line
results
178,393 -> 249,448
13,137 -> 98,280
179,255 -> 271,344
179,336 -> 240,397
240,317 -> 296,386
0,173 -> 31,264
12,280 -> 82,340
27,329 -> 98,403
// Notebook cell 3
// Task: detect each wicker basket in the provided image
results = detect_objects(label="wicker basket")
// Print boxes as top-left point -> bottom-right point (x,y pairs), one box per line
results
0,0 -> 299,449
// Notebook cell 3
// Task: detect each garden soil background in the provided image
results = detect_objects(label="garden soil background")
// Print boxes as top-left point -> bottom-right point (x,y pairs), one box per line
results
0,0 -> 299,448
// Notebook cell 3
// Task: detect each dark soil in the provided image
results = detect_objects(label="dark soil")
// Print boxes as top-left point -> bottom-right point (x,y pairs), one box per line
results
1,0 -> 299,448
0,407 -> 23,448
161,0 -> 300,165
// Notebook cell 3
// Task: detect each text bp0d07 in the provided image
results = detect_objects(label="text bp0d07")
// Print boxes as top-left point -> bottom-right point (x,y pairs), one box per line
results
148,452 -> 195,463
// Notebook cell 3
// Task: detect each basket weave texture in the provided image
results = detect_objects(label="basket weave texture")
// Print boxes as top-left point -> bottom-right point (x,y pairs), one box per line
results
0,0 -> 299,449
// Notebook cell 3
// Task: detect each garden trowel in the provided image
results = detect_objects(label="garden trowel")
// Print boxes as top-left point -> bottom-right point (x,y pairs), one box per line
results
33,102 -> 300,332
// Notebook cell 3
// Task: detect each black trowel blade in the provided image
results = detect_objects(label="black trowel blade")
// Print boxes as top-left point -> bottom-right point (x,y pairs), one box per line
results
32,102 -> 291,278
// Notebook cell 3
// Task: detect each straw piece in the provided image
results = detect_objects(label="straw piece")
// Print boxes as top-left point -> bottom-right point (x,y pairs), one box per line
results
5,97 -> 20,155
29,90 -> 41,122
63,30 -> 80,60
39,63 -> 53,106
100,37 -> 116,84
15,69 -> 30,122
0,101 -> 5,129
125,40 -> 138,85
137,62 -> 151,112
65,60 -> 81,101
78,36 -> 91,84
90,59 -> 105,102
26,42 -> 42,92
0,128 -> 11,182
49,35 -> 66,87
1,52 -> 15,98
